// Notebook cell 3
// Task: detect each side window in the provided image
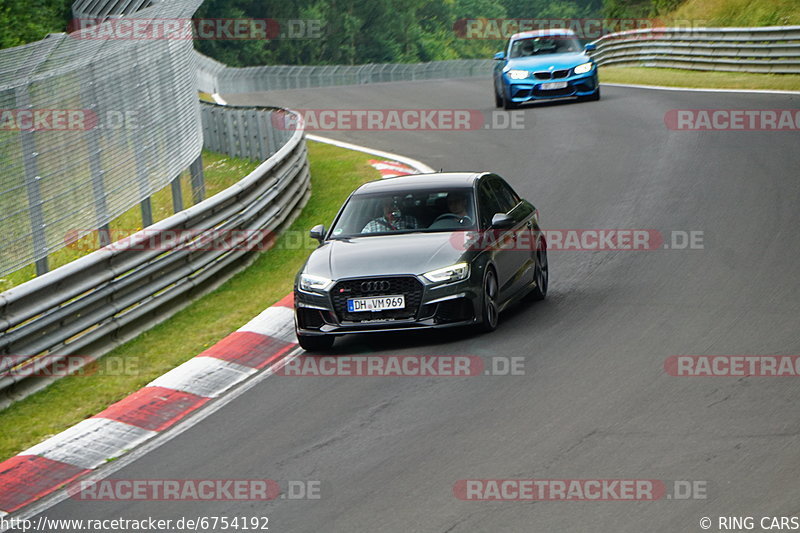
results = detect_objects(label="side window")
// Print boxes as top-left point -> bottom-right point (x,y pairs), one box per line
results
490,177 -> 520,214
477,179 -> 502,229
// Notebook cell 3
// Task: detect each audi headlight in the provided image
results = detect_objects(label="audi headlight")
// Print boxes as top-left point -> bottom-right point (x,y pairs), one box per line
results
299,274 -> 333,293
423,263 -> 470,284
506,69 -> 529,80
573,62 -> 594,75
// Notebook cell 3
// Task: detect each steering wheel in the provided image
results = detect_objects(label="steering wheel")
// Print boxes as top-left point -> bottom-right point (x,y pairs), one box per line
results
432,213 -> 472,226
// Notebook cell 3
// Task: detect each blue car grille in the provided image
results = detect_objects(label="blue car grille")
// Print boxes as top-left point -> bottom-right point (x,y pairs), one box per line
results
533,69 -> 570,80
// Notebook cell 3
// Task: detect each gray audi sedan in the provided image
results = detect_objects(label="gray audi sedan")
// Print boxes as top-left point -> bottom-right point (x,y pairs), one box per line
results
293,172 -> 548,351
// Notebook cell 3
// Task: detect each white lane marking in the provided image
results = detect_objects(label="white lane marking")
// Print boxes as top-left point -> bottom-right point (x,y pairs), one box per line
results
602,82 -> 800,95
148,357 -> 256,398
11,346 -> 304,524
21,419 -> 157,470
237,306 -> 296,344
306,134 -> 436,174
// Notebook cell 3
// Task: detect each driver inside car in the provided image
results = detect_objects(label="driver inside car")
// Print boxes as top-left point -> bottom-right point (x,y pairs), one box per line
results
429,191 -> 473,228
361,197 -> 419,233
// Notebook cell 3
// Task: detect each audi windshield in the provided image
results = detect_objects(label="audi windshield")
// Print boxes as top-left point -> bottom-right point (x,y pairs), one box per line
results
329,189 -> 478,238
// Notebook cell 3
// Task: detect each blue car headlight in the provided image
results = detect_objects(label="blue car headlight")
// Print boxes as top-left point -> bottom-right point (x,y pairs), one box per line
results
506,70 -> 530,80
573,62 -> 594,75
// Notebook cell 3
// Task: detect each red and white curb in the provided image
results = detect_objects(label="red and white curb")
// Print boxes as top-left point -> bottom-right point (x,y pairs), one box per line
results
0,295 -> 296,515
368,159 -> 418,178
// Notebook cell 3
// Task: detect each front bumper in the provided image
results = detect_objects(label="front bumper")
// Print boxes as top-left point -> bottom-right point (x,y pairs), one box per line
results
503,69 -> 598,103
294,275 -> 481,336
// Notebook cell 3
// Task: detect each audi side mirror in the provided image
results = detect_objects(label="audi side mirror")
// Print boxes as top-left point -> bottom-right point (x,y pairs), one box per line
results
584,43 -> 597,52
309,224 -> 326,243
491,213 -> 514,228
494,51 -> 506,61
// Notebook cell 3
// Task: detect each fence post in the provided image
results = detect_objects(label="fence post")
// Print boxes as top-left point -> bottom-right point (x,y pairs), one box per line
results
171,175 -> 183,213
141,198 -> 153,227
81,71 -> 112,246
190,154 -> 205,204
15,86 -> 49,276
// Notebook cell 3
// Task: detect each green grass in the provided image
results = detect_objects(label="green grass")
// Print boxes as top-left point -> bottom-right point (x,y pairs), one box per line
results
600,66 -> 800,91
0,150 -> 260,292
0,141 -> 378,462
665,0 -> 800,26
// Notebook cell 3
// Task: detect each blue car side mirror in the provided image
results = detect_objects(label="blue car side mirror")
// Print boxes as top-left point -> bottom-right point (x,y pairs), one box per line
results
584,43 -> 597,52
494,51 -> 506,60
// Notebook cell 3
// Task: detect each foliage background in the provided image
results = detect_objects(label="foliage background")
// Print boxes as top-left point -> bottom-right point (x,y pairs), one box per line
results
2,0 -> 798,63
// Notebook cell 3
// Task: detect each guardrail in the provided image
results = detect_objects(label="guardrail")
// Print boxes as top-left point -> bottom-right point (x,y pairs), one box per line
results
201,102 -> 295,162
591,26 -> 800,74
0,106 -> 309,393
196,51 -> 493,94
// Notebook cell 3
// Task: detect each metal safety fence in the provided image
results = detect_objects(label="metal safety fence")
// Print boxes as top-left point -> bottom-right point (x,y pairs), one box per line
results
196,52 -> 494,94
591,26 -> 800,73
0,0 -> 204,277
0,107 -> 309,393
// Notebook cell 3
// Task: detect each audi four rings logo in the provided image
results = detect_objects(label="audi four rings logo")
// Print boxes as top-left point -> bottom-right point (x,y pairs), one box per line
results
361,280 -> 391,292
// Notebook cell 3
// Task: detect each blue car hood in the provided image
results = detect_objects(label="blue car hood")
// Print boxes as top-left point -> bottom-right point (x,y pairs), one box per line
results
505,52 -> 588,71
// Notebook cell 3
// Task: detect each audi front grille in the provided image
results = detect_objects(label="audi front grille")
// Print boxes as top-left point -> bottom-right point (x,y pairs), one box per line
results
331,276 -> 424,323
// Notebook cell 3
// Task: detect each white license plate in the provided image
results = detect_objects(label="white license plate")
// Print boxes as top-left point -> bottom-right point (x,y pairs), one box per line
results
540,81 -> 568,90
347,295 -> 405,312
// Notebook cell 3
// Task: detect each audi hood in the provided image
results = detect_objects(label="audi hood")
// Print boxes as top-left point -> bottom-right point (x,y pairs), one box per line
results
302,232 -> 468,280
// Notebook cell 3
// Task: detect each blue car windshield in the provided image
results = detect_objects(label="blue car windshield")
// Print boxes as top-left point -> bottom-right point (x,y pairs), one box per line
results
329,190 -> 477,238
509,36 -> 581,58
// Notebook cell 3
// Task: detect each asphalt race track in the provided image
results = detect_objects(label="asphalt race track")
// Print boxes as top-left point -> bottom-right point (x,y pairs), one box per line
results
34,79 -> 800,531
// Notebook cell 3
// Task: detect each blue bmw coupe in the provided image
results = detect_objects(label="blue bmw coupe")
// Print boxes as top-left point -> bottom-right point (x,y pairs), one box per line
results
493,29 -> 600,109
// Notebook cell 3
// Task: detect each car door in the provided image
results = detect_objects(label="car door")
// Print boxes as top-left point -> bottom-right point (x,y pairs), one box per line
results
493,39 -> 512,94
476,175 -> 523,303
490,176 -> 536,297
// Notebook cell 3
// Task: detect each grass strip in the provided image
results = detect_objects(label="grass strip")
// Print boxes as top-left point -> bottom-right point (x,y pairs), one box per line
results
601,66 -> 800,92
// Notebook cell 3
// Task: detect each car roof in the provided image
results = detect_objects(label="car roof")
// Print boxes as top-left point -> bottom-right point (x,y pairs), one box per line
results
354,172 -> 484,194
510,28 -> 577,40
